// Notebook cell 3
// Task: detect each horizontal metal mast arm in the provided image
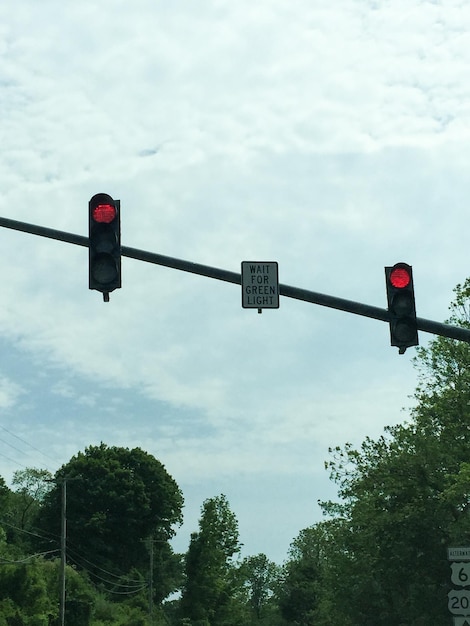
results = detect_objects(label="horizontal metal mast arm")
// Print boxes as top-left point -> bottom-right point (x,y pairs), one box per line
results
122,245 -> 241,285
0,217 -> 88,247
1,216 -> 469,343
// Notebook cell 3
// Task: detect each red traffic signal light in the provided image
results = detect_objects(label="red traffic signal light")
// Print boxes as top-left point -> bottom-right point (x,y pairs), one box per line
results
89,193 -> 121,301
92,203 -> 117,224
385,262 -> 418,354
389,266 -> 411,289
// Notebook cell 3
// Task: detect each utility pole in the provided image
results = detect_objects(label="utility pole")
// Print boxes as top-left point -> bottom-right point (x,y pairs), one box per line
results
60,479 -> 66,626
148,538 -> 154,625
45,476 -> 68,625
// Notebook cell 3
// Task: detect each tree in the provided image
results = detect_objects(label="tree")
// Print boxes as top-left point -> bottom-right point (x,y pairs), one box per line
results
37,444 -> 184,593
277,525 -> 331,626
0,476 -> 12,537
310,279 -> 470,624
10,468 -> 53,531
320,432 -> 451,623
0,558 -> 95,626
0,475 -> 10,504
180,494 -> 242,625
241,553 -> 280,622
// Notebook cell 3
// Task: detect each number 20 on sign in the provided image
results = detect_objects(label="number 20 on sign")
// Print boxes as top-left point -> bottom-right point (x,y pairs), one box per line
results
448,589 -> 470,617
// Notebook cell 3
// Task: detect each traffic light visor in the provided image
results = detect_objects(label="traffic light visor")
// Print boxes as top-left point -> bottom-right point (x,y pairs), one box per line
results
389,266 -> 411,289
92,204 -> 117,224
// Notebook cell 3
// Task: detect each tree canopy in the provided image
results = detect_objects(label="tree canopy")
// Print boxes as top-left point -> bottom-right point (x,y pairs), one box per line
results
180,494 -> 242,624
280,279 -> 470,624
37,443 -> 184,577
4,281 -> 470,624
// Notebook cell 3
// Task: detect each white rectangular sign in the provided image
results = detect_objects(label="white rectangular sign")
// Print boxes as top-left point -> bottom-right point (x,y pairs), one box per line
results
449,548 -> 470,562
241,262 -> 279,309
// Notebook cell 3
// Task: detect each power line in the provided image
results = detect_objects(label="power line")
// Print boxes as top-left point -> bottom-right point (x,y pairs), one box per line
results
65,544 -> 145,586
0,424 -> 58,471
0,519 -> 57,544
66,552 -> 147,592
0,435 -> 27,457
0,549 -> 59,564
1,518 -> 145,589
0,449 -> 28,470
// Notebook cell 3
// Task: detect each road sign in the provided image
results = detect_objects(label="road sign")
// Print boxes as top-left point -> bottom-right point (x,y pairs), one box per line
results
241,262 -> 279,310
452,563 -> 470,587
454,617 -> 470,626
449,590 -> 470,615
449,548 -> 470,562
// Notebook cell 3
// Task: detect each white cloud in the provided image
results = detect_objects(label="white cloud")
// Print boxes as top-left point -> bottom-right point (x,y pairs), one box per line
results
1,0 -> 470,561
0,376 -> 23,410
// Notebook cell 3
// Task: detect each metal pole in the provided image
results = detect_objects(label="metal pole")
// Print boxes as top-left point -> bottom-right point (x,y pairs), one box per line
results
60,479 -> 66,626
148,539 -> 154,625
1,216 -> 470,344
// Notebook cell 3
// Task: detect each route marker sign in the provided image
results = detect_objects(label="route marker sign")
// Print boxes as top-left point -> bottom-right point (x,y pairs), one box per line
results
449,548 -> 470,620
449,590 -> 470,616
241,262 -> 279,311
452,563 -> 470,587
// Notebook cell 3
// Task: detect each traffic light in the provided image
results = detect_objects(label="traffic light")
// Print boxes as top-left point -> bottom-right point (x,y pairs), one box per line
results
385,262 -> 418,354
89,193 -> 121,301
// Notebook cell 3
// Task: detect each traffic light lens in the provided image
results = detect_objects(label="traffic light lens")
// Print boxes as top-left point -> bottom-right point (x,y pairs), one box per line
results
390,267 -> 411,289
92,204 -> 116,224
391,292 -> 413,316
91,254 -> 119,285
393,319 -> 418,343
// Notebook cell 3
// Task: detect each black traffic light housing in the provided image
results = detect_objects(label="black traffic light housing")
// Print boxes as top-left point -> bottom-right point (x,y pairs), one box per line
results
385,262 -> 418,354
89,193 -> 121,302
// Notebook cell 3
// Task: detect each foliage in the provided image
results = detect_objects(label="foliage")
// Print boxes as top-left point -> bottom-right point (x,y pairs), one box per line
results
11,468 -> 53,504
37,443 -> 183,581
5,282 -> 470,624
240,553 -> 281,622
0,444 -> 186,624
0,557 -> 96,626
4,469 -> 53,552
91,592 -> 148,626
0,475 -> 10,505
279,279 -> 470,624
180,494 -> 243,625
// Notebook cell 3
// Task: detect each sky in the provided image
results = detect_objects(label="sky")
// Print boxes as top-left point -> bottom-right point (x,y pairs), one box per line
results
1,0 -> 470,567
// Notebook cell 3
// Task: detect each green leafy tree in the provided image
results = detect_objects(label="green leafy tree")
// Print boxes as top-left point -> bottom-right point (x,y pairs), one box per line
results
180,494 -> 242,625
277,525 -> 330,626
6,469 -> 53,553
91,591 -> 148,626
0,558 -> 95,626
241,553 -> 281,623
0,477 -> 13,545
310,279 -> 470,624
37,443 -> 183,598
0,475 -> 10,505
